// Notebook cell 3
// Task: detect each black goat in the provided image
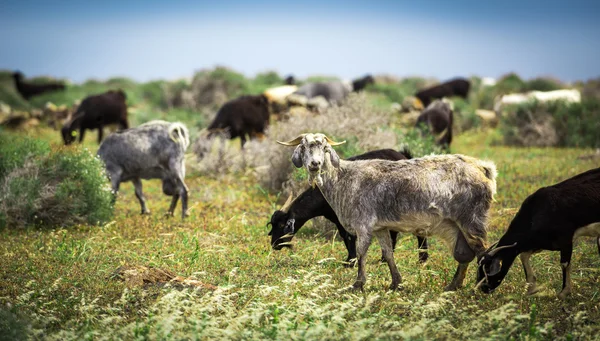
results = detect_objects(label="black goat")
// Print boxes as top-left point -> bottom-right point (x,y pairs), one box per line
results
268,148 -> 429,267
204,94 -> 270,149
61,89 -> 129,145
12,71 -> 66,100
477,167 -> 600,299
415,99 -> 454,150
284,75 -> 296,85
352,74 -> 375,92
415,78 -> 470,108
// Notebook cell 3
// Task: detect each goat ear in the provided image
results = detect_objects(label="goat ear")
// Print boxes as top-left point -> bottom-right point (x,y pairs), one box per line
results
488,258 -> 502,277
291,145 -> 303,168
326,145 -> 340,168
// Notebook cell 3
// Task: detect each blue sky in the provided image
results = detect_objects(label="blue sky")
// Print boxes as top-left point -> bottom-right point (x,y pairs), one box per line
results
1,0 -> 599,83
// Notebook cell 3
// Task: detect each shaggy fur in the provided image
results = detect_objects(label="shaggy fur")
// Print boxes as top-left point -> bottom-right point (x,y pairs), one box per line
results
268,148 -> 429,266
477,167 -> 600,299
415,99 -> 454,150
279,133 -> 497,291
12,71 -> 66,100
97,120 -> 190,219
61,89 -> 129,145
293,75 -> 375,104
415,78 -> 470,107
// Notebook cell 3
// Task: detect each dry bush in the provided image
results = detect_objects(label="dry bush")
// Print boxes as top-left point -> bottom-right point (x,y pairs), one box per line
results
192,93 -> 398,193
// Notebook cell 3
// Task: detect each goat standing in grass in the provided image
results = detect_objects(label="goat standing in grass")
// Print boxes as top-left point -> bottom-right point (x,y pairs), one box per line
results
278,133 -> 497,291
97,120 -> 190,219
268,148 -> 429,266
477,167 -> 600,299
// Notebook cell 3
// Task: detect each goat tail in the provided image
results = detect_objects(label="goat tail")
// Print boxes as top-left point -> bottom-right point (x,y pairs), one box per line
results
168,122 -> 190,151
477,160 -> 498,197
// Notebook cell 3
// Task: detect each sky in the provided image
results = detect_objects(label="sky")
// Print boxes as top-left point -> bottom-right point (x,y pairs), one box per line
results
1,0 -> 599,83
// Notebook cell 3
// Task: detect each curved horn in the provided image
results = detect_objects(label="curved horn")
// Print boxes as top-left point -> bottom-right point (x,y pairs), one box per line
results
280,192 -> 294,213
276,134 -> 306,146
487,242 -> 517,257
324,136 -> 346,146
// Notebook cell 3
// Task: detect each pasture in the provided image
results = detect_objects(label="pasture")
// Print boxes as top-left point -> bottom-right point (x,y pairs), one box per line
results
1,71 -> 599,340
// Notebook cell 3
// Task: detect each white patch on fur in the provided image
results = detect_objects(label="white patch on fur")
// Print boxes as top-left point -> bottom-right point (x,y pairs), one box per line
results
377,212 -> 460,252
573,222 -> 600,240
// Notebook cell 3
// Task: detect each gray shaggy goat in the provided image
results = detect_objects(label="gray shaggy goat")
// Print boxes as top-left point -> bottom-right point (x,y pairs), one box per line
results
97,120 -> 190,219
278,133 -> 497,291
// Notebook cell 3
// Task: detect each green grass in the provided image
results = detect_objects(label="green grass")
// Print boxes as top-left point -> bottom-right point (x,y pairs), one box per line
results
1,123 -> 599,340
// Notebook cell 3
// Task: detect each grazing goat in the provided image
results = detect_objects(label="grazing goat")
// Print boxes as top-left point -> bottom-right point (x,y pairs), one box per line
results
268,148 -> 429,266
415,78 -> 470,108
61,89 -> 129,145
12,71 -> 66,100
199,94 -> 270,154
97,120 -> 190,219
284,75 -> 296,85
477,167 -> 600,299
293,74 -> 375,104
278,133 -> 497,291
415,99 -> 454,150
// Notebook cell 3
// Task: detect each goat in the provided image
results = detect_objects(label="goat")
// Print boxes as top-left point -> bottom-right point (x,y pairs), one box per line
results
268,148 -> 429,266
278,133 -> 497,291
415,99 -> 454,150
292,74 -> 375,105
199,94 -> 270,153
61,89 -> 129,145
284,75 -> 296,85
476,167 -> 600,299
415,78 -> 470,108
97,120 -> 190,219
12,71 -> 66,100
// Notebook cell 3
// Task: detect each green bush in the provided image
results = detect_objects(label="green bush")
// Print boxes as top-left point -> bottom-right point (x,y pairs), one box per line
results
452,98 -> 481,133
0,133 -> 114,228
396,127 -> 445,157
526,78 -> 563,92
499,98 -> 600,148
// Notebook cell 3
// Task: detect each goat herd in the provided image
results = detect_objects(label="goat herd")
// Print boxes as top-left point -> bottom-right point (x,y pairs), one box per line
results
9,71 -> 600,300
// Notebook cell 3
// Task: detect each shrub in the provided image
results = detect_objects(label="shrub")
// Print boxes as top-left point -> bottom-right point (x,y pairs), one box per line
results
499,98 -> 600,148
0,133 -> 114,228
452,98 -> 481,133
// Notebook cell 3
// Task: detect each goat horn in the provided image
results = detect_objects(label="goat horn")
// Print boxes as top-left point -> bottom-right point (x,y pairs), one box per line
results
276,134 -> 306,146
487,242 -> 517,257
280,192 -> 294,213
324,136 -> 346,146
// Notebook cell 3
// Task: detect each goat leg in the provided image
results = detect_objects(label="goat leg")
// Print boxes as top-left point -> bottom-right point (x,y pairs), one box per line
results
97,125 -> 104,144
336,223 -> 357,267
375,230 -> 402,290
352,229 -> 372,291
445,263 -> 469,291
166,194 -> 179,217
520,252 -> 539,295
417,236 -> 429,263
132,178 -> 150,215
558,244 -> 573,299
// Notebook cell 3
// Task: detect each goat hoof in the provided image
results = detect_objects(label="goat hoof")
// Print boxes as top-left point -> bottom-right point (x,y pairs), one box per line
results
351,282 -> 364,292
141,210 -> 151,215
444,284 -> 461,292
389,284 -> 403,291
418,253 -> 429,264
526,285 -> 541,296
343,260 -> 357,268
557,289 -> 571,300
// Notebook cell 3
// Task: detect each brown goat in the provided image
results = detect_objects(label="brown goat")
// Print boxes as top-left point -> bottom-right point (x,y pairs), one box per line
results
61,90 -> 129,145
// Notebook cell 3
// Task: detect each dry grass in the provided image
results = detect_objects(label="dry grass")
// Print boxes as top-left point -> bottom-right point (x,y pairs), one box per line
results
1,110 -> 600,341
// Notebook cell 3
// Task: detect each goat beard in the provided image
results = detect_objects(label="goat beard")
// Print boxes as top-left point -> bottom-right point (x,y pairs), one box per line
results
308,170 -> 324,188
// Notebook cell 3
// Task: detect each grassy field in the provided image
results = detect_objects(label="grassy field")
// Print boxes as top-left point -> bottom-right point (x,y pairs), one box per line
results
1,122 -> 599,340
